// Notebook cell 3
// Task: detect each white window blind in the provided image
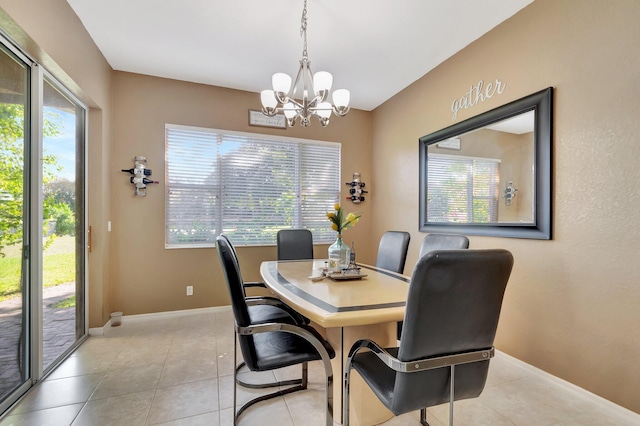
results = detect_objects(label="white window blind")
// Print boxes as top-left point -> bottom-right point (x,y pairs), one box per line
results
165,124 -> 340,248
427,153 -> 500,223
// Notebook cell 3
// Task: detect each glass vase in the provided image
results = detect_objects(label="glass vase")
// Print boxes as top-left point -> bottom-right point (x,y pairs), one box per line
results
328,235 -> 351,273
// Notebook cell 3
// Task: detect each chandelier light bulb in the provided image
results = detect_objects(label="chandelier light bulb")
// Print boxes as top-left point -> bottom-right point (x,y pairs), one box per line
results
333,89 -> 350,108
261,90 -> 278,116
272,73 -> 292,96
333,89 -> 351,116
313,71 -> 333,94
316,102 -> 332,119
261,90 -> 278,109
283,102 -> 298,119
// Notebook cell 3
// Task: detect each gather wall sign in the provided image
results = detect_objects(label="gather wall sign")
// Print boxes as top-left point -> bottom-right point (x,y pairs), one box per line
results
450,78 -> 506,121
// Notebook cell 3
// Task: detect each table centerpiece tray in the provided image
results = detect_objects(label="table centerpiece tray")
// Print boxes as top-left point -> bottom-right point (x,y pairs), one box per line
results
326,272 -> 367,281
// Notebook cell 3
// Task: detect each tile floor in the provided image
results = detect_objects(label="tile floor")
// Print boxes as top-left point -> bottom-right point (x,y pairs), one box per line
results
0,308 -> 638,426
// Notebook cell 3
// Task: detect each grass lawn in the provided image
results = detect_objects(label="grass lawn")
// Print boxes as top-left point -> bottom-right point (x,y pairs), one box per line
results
52,295 -> 75,309
0,256 -> 22,301
0,236 -> 76,301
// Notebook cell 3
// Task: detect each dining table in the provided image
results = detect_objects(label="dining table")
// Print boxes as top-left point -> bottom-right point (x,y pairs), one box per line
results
260,259 -> 410,426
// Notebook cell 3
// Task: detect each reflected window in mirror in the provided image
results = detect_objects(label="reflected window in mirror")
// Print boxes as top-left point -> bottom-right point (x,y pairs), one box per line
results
419,88 -> 552,239
427,153 -> 501,223
427,110 -> 534,224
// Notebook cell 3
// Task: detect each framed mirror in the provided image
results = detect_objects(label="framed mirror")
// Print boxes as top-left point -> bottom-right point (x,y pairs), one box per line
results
419,87 -> 552,239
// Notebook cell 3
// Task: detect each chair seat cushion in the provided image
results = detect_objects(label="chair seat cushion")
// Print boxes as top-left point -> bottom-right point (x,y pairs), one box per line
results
252,326 -> 335,371
248,304 -> 305,325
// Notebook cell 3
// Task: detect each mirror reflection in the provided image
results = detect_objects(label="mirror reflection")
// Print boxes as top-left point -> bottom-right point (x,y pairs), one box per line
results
426,110 -> 535,224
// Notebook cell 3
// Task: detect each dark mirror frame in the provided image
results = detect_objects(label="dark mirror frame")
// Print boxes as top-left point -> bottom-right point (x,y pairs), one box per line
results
419,87 -> 553,239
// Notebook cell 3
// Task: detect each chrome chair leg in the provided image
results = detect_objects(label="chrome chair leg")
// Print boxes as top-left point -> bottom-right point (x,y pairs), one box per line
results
234,357 -> 310,421
324,358 -> 333,426
233,340 -> 314,422
233,332 -> 238,426
234,362 -> 330,423
420,408 -> 429,426
302,361 -> 308,389
448,364 -> 455,426
419,365 -> 456,426
235,361 -> 305,389
235,380 -> 309,419
343,356 -> 352,426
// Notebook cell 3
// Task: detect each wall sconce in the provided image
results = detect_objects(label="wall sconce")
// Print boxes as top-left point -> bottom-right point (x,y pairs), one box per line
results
504,180 -> 518,205
346,172 -> 368,203
121,156 -> 158,196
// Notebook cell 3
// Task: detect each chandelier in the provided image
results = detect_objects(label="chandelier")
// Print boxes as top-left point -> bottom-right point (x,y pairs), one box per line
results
260,0 -> 350,127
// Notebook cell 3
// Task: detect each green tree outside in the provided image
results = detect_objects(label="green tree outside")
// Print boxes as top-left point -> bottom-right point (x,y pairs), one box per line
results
0,103 -> 74,257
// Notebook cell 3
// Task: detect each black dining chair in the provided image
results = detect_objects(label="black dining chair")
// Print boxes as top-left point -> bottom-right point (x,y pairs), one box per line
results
397,232 -> 470,339
216,235 -> 336,425
217,234 -> 307,325
375,231 -> 411,274
418,233 -> 469,259
218,234 -> 310,407
344,249 -> 514,426
277,229 -> 314,261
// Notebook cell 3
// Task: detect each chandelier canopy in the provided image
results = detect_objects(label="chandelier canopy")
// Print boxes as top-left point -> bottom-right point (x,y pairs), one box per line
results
260,0 -> 350,127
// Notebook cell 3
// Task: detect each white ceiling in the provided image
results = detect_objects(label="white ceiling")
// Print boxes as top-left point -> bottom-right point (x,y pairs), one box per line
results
66,0 -> 533,111
487,110 -> 535,134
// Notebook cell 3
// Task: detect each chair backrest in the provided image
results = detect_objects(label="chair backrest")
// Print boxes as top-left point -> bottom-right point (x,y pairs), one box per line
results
219,233 -> 239,263
217,234 -> 247,297
375,231 -> 411,274
418,233 -> 469,259
277,229 -> 314,261
216,235 -> 258,366
392,249 -> 513,414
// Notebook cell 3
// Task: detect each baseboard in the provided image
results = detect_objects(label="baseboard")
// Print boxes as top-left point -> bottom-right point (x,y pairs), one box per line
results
88,305 -> 231,336
496,350 -> 639,421
122,305 -> 231,323
88,325 -> 107,336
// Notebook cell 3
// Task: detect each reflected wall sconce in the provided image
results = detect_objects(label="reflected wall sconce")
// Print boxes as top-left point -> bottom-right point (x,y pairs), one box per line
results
504,180 -> 518,205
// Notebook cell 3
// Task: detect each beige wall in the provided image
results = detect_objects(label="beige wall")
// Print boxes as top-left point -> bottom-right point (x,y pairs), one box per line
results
110,72 -> 373,315
371,0 -> 640,412
0,0 -> 114,327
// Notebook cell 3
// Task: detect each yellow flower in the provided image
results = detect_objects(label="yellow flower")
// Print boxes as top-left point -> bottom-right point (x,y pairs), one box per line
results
327,203 -> 361,234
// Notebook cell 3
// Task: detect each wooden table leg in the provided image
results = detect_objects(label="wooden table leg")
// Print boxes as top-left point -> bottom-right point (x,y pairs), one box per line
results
324,323 -> 396,426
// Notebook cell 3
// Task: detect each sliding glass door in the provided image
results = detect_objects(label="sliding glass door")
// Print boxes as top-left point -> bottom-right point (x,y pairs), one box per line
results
0,35 -> 87,412
0,40 -> 31,410
41,77 -> 86,372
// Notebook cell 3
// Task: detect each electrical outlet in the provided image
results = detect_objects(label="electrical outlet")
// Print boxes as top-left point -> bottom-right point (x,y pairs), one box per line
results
186,285 -> 193,296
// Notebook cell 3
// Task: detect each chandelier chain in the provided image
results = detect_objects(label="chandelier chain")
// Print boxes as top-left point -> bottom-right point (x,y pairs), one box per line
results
300,0 -> 308,59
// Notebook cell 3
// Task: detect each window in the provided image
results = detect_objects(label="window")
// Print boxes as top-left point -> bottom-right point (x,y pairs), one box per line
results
165,124 -> 340,247
427,154 -> 500,223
